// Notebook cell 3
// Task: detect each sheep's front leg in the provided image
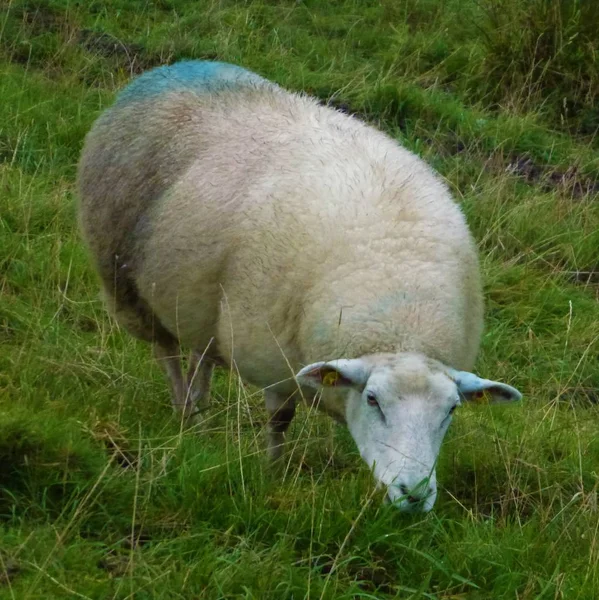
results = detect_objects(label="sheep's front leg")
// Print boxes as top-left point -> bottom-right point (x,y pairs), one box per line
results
265,390 -> 296,462
153,342 -> 195,421
186,350 -> 214,412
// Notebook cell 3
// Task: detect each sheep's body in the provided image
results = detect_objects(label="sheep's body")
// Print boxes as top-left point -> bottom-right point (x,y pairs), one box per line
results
78,61 -> 485,475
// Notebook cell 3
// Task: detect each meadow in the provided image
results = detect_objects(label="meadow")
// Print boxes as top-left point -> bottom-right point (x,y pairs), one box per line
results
1,0 -> 599,597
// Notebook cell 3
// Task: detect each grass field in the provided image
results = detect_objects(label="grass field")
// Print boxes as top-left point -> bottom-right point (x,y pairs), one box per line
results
1,0 -> 599,598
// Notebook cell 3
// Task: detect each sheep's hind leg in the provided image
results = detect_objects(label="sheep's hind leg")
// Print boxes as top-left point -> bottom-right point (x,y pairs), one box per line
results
100,274 -> 198,424
265,390 -> 296,462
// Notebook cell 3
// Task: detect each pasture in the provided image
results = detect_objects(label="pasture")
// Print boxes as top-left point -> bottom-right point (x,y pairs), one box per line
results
1,1 -> 598,598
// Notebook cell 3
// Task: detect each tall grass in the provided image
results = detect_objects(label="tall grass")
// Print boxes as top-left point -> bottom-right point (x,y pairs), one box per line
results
1,0 -> 598,598
473,0 -> 599,134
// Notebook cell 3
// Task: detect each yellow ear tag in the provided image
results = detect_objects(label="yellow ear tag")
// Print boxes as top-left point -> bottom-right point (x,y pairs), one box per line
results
473,390 -> 490,405
322,371 -> 339,386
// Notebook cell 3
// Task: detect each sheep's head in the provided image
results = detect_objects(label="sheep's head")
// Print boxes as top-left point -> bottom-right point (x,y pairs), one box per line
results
297,352 -> 521,513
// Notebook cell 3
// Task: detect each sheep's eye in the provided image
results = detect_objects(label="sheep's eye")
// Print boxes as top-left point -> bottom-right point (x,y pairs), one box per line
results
448,404 -> 458,416
366,392 -> 379,407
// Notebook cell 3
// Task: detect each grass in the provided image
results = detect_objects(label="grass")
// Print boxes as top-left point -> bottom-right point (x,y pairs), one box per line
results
1,0 -> 598,597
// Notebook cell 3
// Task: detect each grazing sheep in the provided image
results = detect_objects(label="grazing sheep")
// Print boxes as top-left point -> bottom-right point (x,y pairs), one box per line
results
78,60 -> 521,513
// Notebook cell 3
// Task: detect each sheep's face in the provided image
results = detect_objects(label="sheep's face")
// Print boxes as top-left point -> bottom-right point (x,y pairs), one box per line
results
297,352 -> 521,513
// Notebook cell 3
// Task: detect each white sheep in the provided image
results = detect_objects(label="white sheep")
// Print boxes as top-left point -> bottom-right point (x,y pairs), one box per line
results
77,60 -> 521,513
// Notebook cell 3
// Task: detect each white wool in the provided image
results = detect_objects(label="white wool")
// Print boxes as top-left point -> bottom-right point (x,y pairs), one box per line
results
135,88 -> 483,399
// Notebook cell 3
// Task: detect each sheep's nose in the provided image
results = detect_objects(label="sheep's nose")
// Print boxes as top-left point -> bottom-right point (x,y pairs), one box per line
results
398,483 -> 433,504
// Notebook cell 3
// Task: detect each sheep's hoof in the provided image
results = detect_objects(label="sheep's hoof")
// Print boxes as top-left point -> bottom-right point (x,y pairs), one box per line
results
268,446 -> 284,463
268,443 -> 294,477
172,405 -> 202,428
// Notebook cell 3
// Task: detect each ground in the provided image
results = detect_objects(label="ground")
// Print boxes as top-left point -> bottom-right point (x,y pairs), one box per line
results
1,1 -> 599,598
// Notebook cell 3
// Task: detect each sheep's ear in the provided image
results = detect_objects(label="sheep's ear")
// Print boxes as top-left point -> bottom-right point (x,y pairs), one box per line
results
296,359 -> 371,391
448,369 -> 522,404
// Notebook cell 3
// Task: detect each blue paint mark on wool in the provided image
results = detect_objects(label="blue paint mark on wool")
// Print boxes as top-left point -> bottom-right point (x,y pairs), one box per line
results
115,60 -> 271,105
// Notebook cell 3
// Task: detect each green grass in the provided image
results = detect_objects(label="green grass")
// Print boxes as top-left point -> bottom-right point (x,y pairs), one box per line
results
1,0 -> 599,597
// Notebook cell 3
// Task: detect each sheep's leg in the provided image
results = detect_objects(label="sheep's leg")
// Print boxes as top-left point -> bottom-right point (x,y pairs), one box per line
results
153,343 -> 196,421
265,390 -> 296,462
186,350 -> 214,411
101,279 -> 198,421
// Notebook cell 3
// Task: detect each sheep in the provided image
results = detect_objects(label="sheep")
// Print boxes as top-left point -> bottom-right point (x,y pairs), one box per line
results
77,60 -> 522,513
